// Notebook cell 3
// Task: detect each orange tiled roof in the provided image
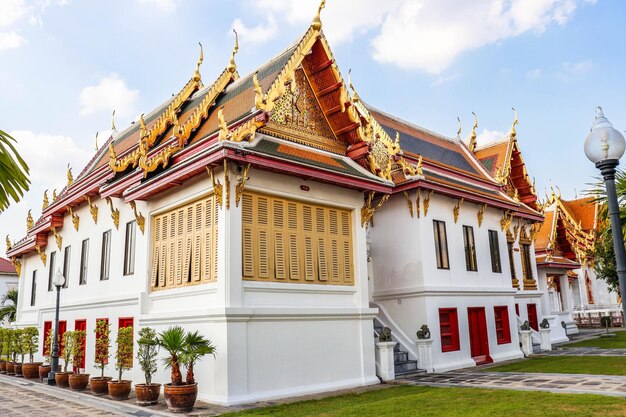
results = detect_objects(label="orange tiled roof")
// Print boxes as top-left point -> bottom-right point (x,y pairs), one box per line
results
561,197 -> 597,232
474,140 -> 509,178
534,210 -> 554,250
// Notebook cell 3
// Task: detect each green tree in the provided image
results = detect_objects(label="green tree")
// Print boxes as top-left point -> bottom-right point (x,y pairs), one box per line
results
591,229 -> 619,293
180,330 -> 215,385
71,330 -> 86,374
0,288 -> 18,323
137,327 -> 159,385
115,326 -> 134,382
0,130 -> 29,212
93,319 -> 110,378
62,331 -> 74,373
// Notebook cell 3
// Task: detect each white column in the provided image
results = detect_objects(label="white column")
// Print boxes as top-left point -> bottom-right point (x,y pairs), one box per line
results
539,328 -> 552,351
415,339 -> 433,373
375,342 -> 396,381
519,330 -> 532,357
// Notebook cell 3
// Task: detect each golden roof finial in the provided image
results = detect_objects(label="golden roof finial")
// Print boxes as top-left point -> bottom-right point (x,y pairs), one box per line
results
67,163 -> 74,187
95,132 -> 99,151
193,42 -> 204,82
227,30 -> 239,74
456,117 -> 462,137
510,107 -> 518,139
311,0 -> 326,31
5,235 -> 11,252
111,110 -> 117,132
469,112 -> 478,152
52,189 -> 57,201
139,113 -> 147,138
42,189 -> 49,211
26,209 -> 33,230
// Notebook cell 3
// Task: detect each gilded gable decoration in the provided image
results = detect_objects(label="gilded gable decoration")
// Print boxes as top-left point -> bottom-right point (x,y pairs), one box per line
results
235,163 -> 251,208
206,166 -> 223,209
35,244 -> 47,266
105,197 -> 120,230
403,191 -> 414,218
26,209 -> 33,231
10,257 -> 21,277
67,206 -> 79,231
423,190 -> 434,217
453,198 -> 463,223
42,190 -> 49,211
477,203 -> 487,227
50,226 -> 62,251
129,201 -> 145,235
360,191 -> 389,227
500,210 -> 514,232
415,189 -> 421,218
85,195 -> 98,224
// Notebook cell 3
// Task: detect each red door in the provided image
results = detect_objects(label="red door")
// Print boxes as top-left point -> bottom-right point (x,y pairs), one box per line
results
58,320 -> 67,357
527,304 -> 538,331
467,307 -> 492,365
42,321 -> 52,355
74,319 -> 87,370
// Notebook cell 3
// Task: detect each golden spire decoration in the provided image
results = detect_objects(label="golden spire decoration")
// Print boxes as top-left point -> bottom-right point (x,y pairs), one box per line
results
26,209 -> 34,231
468,112 -> 478,152
311,0 -> 326,31
6,235 -> 11,252
111,110 -> 117,131
193,42 -> 204,82
227,30 -> 239,74
95,132 -> 99,151
52,189 -> 57,201
67,164 -> 74,187
139,113 -> 147,138
510,107 -> 518,139
218,107 -> 229,141
42,190 -> 49,211
456,117 -> 462,137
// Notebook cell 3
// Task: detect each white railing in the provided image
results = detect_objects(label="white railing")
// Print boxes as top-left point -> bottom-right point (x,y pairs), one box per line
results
370,301 -> 418,361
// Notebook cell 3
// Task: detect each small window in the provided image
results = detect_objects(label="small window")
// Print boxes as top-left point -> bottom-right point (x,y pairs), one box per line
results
527,303 -> 539,331
62,246 -> 71,288
463,225 -> 477,271
124,221 -> 136,276
439,308 -> 460,352
118,317 -> 134,367
433,220 -> 449,270
42,321 -> 52,355
30,270 -> 37,306
48,251 -> 57,291
489,230 -> 502,273
80,239 -> 89,285
100,230 -> 111,281
494,306 -> 511,344
507,241 -> 516,280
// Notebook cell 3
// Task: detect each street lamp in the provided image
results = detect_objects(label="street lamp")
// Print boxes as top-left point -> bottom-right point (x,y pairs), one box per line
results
47,269 -> 65,385
584,106 -> 626,328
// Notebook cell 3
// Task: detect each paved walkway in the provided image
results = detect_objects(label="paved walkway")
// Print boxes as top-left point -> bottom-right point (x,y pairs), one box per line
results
405,371 -> 626,397
547,346 -> 626,356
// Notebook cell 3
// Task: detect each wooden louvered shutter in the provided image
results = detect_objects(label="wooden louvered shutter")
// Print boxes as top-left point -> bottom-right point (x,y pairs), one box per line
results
256,196 -> 270,279
151,217 -> 161,287
183,206 -> 192,283
213,198 -> 219,281
204,196 -> 214,281
303,205 -> 315,281
273,199 -> 287,280
329,210 -> 340,283
175,210 -> 184,285
287,202 -> 301,280
242,194 -> 254,278
192,202 -> 202,281
341,211 -> 353,283
316,207 -> 328,281
168,212 -> 176,286
159,216 -> 167,287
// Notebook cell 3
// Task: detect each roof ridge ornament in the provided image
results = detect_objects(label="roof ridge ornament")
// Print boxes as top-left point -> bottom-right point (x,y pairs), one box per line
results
67,163 -> 74,187
311,0 -> 326,31
193,42 -> 204,82
468,112 -> 478,152
227,30 -> 239,74
510,107 -> 518,139
456,117 -> 462,137
95,132 -> 99,151
111,110 -> 117,132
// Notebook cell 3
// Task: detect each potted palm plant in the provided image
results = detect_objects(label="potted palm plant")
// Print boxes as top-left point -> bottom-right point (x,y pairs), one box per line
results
55,330 -> 74,387
5,329 -> 15,375
21,327 -> 41,379
108,326 -> 133,400
135,327 -> 161,405
159,326 -> 215,413
0,328 -> 6,374
13,328 -> 24,377
39,330 -> 55,380
90,319 -> 112,395
68,330 -> 89,390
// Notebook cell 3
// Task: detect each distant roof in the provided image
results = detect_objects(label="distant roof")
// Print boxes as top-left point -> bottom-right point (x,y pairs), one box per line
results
0,258 -> 16,275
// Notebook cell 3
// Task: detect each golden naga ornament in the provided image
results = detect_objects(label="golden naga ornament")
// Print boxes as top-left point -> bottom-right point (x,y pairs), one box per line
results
235,163 -> 251,208
193,42 -> 204,83
227,29 -> 239,74
423,190 -> 434,217
224,160 -> 231,210
500,210 -> 514,232
67,164 -> 74,187
360,191 -> 389,227
129,201 -> 145,235
311,0 -> 325,31
218,107 -> 229,141
468,112 -> 478,153
42,190 -> 49,211
85,195 -> 98,224
206,166 -> 223,209
403,191 -> 414,218
50,225 -> 62,251
10,257 -> 21,277
26,209 -> 34,231
52,189 -> 58,201
477,203 -> 487,227
5,235 -> 11,252
453,198 -> 464,223
35,244 -> 47,266
105,197 -> 120,229
67,206 -> 79,231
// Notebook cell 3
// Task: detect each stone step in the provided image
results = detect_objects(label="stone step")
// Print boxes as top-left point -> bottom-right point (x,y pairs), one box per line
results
394,351 -> 408,362
394,359 -> 418,374
395,368 -> 427,379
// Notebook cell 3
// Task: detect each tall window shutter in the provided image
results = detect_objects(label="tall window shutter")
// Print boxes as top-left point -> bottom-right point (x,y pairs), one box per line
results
204,197 -> 213,281
287,202 -> 301,280
303,205 -> 315,281
273,200 -> 287,279
242,194 -> 254,278
213,200 -> 219,281
258,229 -> 270,279
192,203 -> 202,281
159,216 -> 167,287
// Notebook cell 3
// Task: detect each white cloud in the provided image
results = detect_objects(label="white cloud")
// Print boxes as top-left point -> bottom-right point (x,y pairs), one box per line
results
526,68 -> 542,79
0,32 -> 25,52
0,0 -> 28,28
79,74 -> 140,120
557,59 -> 592,81
476,129 -> 506,147
137,0 -> 178,13
232,15 -> 278,45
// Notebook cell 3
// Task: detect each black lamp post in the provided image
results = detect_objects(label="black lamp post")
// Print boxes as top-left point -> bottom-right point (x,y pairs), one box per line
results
46,268 -> 65,385
584,107 -> 626,328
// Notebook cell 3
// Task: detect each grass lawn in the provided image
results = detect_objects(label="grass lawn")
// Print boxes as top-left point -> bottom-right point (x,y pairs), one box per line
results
483,355 -> 626,375
567,331 -> 626,349
222,385 -> 626,417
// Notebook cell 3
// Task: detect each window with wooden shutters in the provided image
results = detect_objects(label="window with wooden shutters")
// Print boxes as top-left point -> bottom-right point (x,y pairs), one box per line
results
151,194 -> 218,290
242,192 -> 354,285
438,308 -> 460,352
494,306 -> 511,344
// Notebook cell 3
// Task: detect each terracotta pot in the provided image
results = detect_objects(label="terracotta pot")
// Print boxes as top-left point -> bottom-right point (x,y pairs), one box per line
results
0,360 -> 6,373
39,365 -> 52,381
135,383 -> 161,406
68,373 -> 90,391
90,376 -> 112,395
108,380 -> 132,400
164,383 -> 198,413
14,363 -> 23,377
22,362 -> 42,379
5,362 -> 15,375
55,371 -> 70,387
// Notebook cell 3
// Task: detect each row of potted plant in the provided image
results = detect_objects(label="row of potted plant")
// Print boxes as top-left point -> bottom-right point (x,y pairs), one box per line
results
0,323 -> 215,413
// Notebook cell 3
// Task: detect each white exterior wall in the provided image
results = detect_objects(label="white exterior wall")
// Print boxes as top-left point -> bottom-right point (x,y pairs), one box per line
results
15,167 -> 377,405
370,192 -> 524,372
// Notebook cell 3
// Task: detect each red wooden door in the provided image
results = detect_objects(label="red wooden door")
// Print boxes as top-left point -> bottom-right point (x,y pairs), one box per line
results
58,320 -> 67,357
527,304 -> 538,331
467,307 -> 492,364
74,319 -> 87,369
42,321 -> 52,355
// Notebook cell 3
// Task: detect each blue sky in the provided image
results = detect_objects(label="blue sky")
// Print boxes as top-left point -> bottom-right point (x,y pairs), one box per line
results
1,0 -> 625,246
